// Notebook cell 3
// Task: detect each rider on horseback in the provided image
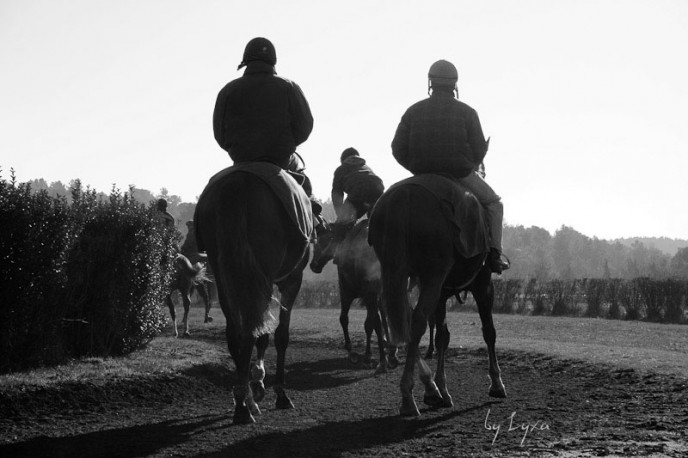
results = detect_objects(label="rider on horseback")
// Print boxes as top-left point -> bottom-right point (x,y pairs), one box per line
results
331,147 -> 385,225
212,37 -> 321,217
155,198 -> 175,228
391,60 -> 510,274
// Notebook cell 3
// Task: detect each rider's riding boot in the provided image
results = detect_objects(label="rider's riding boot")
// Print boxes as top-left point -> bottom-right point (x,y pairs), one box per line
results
488,248 -> 510,274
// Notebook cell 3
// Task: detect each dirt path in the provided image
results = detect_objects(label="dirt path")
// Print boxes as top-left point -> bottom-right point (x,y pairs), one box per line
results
1,309 -> 687,457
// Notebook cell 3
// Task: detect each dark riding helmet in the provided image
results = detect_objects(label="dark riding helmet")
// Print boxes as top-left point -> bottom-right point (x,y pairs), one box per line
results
237,37 -> 277,70
156,198 -> 168,210
428,59 -> 458,88
340,147 -> 359,163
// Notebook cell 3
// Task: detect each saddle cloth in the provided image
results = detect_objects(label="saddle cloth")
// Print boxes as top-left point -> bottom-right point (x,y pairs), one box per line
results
195,162 -> 313,250
385,174 -> 489,259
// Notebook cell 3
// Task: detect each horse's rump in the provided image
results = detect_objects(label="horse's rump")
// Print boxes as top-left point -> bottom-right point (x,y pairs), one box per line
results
174,253 -> 209,285
194,162 -> 313,253
373,174 -> 489,259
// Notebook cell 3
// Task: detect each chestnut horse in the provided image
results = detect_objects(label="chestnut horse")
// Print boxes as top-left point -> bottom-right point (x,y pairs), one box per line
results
368,178 -> 507,417
309,219 -> 398,372
165,253 -> 212,337
195,168 -> 313,425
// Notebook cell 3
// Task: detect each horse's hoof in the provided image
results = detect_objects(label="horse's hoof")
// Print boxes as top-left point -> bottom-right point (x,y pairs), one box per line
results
250,381 -> 266,403
440,393 -> 454,408
489,385 -> 507,398
387,356 -> 400,370
183,331 -> 191,338
374,362 -> 388,375
232,407 -> 256,425
399,399 -> 421,417
424,350 -> 434,360
423,392 -> 446,408
275,395 -> 295,410
348,351 -> 360,364
247,400 -> 261,416
204,317 -> 213,323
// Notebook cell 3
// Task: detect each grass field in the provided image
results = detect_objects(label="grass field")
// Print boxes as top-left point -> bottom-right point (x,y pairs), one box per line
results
289,307 -> 688,377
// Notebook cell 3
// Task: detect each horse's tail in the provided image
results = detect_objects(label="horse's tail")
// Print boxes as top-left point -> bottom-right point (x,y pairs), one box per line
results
372,187 -> 412,345
218,181 -> 275,338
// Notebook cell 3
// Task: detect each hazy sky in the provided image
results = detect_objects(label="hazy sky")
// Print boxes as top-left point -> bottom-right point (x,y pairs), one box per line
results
1,0 -> 687,240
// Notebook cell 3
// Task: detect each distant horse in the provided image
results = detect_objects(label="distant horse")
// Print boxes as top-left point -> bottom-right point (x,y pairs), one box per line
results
309,219 -> 398,373
195,165 -> 314,425
165,253 -> 213,337
368,177 -> 507,417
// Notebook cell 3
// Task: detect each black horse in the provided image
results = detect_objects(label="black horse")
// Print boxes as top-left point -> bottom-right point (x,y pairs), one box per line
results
195,165 -> 314,425
369,176 -> 507,417
310,219 -> 398,373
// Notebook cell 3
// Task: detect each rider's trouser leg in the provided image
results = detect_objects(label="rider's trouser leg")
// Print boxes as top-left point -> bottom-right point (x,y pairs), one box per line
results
458,172 -> 503,253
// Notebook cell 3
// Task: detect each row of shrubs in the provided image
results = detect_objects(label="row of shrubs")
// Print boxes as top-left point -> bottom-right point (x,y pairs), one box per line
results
0,172 -> 179,373
490,277 -> 687,323
294,277 -> 687,324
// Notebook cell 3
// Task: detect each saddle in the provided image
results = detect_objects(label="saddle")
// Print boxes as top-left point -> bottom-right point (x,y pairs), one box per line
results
384,174 -> 490,259
195,162 -> 314,251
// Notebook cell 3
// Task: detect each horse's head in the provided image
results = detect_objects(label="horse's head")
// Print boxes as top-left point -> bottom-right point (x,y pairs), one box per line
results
309,217 -> 335,274
309,219 -> 356,274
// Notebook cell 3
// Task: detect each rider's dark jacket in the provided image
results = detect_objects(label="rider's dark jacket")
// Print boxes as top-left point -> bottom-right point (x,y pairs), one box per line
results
391,89 -> 488,178
331,156 -> 384,211
213,61 -> 314,169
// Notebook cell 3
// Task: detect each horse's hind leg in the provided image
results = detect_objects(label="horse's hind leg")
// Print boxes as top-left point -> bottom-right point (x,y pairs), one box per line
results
227,324 -> 259,424
471,269 -> 507,398
273,275 -> 302,410
166,294 -> 178,338
400,280 -> 444,416
431,294 -> 453,407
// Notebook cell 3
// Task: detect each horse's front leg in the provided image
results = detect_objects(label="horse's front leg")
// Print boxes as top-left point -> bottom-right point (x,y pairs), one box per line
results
362,294 -> 376,366
181,291 -> 191,337
380,305 -> 400,368
363,294 -> 388,374
425,314 -> 436,360
199,282 -> 213,323
339,284 -> 354,359
251,334 -> 269,404
472,271 -> 507,398
166,295 -> 178,338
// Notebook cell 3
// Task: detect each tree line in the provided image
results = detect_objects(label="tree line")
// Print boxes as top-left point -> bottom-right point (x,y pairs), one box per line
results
26,176 -> 688,281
